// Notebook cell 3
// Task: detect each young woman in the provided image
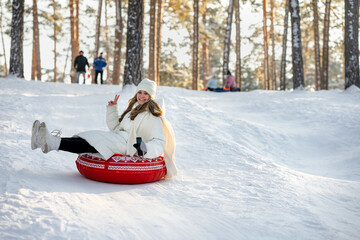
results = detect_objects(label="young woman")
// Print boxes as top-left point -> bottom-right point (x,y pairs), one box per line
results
31,79 -> 177,178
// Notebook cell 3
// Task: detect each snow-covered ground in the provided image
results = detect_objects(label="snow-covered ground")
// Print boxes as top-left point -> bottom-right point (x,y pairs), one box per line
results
1,76 -> 360,240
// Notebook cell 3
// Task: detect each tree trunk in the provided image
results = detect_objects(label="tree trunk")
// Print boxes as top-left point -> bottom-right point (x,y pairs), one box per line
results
155,0 -> 163,85
344,0 -> 359,88
104,0 -> 110,83
69,0 -> 74,82
148,0 -> 157,81
202,1 -> 210,88
31,0 -> 41,80
123,0 -> 144,86
0,0 -> 8,76
303,37 -> 309,83
262,0 -> 270,89
270,0 -> 276,90
76,0 -> 79,53
53,0 -> 57,82
321,0 -> 331,89
312,0 -> 321,90
9,0 -> 24,78
234,0 -> 241,90
280,0 -> 289,91
93,0 -> 102,84
113,0 -> 122,85
201,37 -> 210,87
31,39 -> 36,79
222,0 -> 234,87
289,0 -> 304,89
192,0 -> 199,90
62,45 -> 71,82
69,0 -> 78,83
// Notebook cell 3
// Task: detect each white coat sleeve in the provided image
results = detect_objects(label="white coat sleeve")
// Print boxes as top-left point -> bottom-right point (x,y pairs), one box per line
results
106,104 -> 120,131
143,118 -> 166,159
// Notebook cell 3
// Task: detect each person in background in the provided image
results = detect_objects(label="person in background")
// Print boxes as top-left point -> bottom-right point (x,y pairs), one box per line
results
205,74 -> 218,91
224,70 -> 236,89
224,70 -> 241,91
93,52 -> 107,84
74,50 -> 90,84
31,79 -> 178,179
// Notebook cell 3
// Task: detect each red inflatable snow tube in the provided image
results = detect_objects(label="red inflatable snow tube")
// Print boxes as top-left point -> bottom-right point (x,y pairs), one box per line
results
76,154 -> 167,184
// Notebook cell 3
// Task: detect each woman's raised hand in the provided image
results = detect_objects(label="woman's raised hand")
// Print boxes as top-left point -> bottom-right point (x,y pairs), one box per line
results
108,94 -> 120,106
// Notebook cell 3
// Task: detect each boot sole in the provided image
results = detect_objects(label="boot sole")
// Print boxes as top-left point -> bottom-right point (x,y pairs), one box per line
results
31,120 -> 40,150
39,122 -> 49,153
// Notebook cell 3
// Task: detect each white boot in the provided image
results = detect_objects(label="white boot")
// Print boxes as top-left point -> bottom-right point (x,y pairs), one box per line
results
31,120 -> 41,150
39,122 -> 61,154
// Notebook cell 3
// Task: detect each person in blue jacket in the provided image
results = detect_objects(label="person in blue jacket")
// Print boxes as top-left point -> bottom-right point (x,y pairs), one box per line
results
205,74 -> 218,91
93,52 -> 107,84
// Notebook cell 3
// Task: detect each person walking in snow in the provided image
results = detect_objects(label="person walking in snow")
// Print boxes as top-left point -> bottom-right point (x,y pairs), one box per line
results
31,79 -> 177,179
73,50 -> 90,84
93,52 -> 107,84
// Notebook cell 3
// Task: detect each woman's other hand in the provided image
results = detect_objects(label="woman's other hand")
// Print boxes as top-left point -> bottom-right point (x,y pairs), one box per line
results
108,94 -> 119,106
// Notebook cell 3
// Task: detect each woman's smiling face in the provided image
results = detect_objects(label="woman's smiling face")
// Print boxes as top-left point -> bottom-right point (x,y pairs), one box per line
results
136,90 -> 150,104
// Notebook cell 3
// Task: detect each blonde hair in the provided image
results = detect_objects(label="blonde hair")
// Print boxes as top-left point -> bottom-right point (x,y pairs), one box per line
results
118,93 -> 163,123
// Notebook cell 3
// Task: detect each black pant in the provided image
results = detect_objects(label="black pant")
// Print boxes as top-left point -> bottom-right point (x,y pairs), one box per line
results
230,87 -> 241,92
59,137 -> 98,154
95,70 -> 103,84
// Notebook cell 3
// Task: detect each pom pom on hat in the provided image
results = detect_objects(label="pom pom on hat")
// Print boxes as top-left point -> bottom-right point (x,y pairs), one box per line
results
136,79 -> 157,99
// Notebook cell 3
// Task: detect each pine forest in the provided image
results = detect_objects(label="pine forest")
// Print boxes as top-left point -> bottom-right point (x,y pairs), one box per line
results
0,0 -> 359,91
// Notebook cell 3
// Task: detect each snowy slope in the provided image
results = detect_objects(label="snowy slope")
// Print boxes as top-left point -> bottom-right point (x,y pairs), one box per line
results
0,76 -> 360,240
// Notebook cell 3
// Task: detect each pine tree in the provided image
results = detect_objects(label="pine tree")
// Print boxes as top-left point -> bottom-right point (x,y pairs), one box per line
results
321,0 -> 331,89
31,0 -> 41,81
42,0 -> 63,82
289,0 -> 304,89
104,0 -> 110,83
270,0 -> 276,90
201,0 -> 210,88
52,0 -> 57,82
112,0 -> 123,85
222,0 -> 234,87
262,0 -> 270,89
312,0 -> 321,90
148,0 -> 157,81
93,0 -> 103,84
280,0 -> 289,90
9,0 -> 24,78
155,0 -> 163,85
123,0 -> 144,86
0,0 -> 8,76
234,0 -> 241,90
69,0 -> 79,83
192,0 -> 199,90
344,0 -> 359,88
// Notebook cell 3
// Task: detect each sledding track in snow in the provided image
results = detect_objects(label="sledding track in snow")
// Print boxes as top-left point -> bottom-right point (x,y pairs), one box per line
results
0,78 -> 360,239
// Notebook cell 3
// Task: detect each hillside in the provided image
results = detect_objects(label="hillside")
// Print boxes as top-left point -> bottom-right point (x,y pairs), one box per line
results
0,77 -> 359,239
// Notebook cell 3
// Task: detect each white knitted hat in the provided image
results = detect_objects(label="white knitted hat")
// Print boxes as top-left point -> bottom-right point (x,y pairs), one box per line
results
136,79 -> 157,99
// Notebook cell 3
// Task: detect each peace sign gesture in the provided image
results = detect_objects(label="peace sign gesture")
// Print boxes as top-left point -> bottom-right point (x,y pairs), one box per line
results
108,94 -> 120,106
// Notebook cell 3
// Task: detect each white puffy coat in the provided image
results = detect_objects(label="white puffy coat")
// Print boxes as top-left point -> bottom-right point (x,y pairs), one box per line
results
77,101 -> 177,178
